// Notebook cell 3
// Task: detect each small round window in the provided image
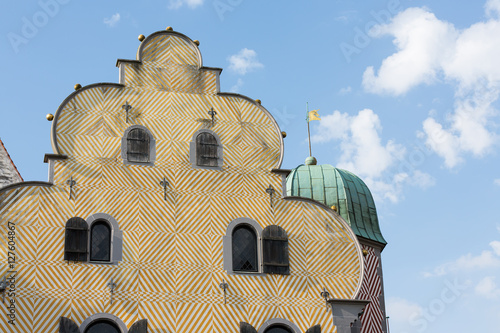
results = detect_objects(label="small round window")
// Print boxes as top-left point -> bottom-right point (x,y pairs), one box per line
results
85,319 -> 121,333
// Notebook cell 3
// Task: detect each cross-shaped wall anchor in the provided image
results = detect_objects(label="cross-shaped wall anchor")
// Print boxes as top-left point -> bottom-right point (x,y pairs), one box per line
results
265,185 -> 275,207
219,279 -> 228,304
208,107 -> 217,126
122,101 -> 132,123
0,276 -> 10,303
107,278 -> 117,305
320,287 -> 330,312
66,176 -> 76,200
160,177 -> 169,201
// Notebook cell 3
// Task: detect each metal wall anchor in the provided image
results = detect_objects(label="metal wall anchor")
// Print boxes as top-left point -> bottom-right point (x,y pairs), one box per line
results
219,279 -> 228,304
266,185 -> 275,207
160,177 -> 169,201
320,287 -> 330,312
208,107 -> 217,126
107,278 -> 117,305
66,176 -> 76,200
122,101 -> 132,123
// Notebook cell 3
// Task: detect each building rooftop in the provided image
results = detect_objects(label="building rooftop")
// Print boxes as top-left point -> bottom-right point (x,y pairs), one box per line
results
286,158 -> 386,244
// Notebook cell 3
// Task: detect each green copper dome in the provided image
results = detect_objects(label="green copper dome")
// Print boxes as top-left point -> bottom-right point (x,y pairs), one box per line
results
286,162 -> 386,244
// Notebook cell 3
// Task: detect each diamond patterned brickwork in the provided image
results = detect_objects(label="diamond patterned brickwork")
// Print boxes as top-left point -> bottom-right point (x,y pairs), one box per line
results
0,31 -> 363,332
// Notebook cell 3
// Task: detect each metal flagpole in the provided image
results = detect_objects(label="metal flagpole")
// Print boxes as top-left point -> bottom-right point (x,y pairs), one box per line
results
307,102 -> 312,156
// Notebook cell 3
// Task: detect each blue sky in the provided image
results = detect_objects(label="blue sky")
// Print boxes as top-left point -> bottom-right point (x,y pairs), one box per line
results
1,0 -> 500,331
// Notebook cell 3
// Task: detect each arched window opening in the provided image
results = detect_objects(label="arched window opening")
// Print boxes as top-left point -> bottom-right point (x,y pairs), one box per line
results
196,132 -> 218,167
232,225 -> 258,272
90,221 -> 111,262
127,128 -> 150,163
84,320 -> 121,333
264,325 -> 293,333
262,225 -> 290,275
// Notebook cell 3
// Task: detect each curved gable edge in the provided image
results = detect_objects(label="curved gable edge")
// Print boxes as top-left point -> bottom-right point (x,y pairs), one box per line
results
283,195 -> 365,299
136,30 -> 203,67
218,92 -> 284,169
0,181 -> 52,195
50,83 -> 125,155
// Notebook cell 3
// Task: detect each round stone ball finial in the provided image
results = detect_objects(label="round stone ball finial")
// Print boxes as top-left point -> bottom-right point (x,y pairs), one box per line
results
74,84 -> 82,91
362,249 -> 369,257
330,205 -> 337,212
193,40 -> 200,46
138,34 -> 145,42
281,131 -> 287,138
255,99 -> 261,105
305,156 -> 317,165
46,113 -> 54,121
166,26 -> 173,31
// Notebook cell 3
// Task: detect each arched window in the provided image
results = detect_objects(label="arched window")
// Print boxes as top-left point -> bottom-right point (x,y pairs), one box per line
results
189,129 -> 223,169
121,125 -> 156,166
127,128 -> 150,162
262,225 -> 290,275
78,313 -> 130,333
223,218 -> 263,274
90,221 -> 111,262
232,225 -> 258,272
257,319 -> 302,333
264,326 -> 293,333
196,132 -> 218,166
84,320 -> 121,333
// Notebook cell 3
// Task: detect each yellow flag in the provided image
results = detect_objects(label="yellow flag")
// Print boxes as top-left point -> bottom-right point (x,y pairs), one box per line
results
308,109 -> 321,121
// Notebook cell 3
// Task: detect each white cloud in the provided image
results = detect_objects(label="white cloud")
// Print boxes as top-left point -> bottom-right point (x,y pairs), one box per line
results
227,48 -> 264,75
386,297 -> 423,332
494,179 -> 500,186
311,109 -> 433,202
420,117 -> 462,168
424,241 -> 500,277
408,170 -> 436,189
486,0 -> 500,16
363,1 -> 500,168
475,276 -> 500,298
338,86 -> 352,95
103,13 -> 120,27
363,7 -> 457,95
168,0 -> 204,9
230,78 -> 244,93
491,240 -> 500,256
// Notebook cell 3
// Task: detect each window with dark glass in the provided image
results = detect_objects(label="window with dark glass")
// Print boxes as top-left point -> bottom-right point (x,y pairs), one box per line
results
90,221 -> 111,262
85,320 -> 121,333
64,217 -> 88,262
262,225 -> 290,275
232,225 -> 258,272
196,132 -> 218,167
264,325 -> 293,333
127,128 -> 150,163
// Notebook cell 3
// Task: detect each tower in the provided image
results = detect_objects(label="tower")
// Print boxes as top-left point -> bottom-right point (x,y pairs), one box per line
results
286,157 -> 388,333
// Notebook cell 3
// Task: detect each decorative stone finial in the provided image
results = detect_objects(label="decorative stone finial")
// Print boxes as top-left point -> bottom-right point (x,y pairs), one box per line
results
305,156 -> 317,165
138,34 -> 145,42
166,26 -> 173,31
255,99 -> 261,104
74,84 -> 82,91
362,249 -> 369,257
331,205 -> 337,212
193,40 -> 200,46
46,113 -> 54,121
281,131 -> 287,138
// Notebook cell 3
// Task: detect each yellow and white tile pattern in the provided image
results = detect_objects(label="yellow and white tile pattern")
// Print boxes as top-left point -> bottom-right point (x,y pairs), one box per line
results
0,31 -> 363,332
